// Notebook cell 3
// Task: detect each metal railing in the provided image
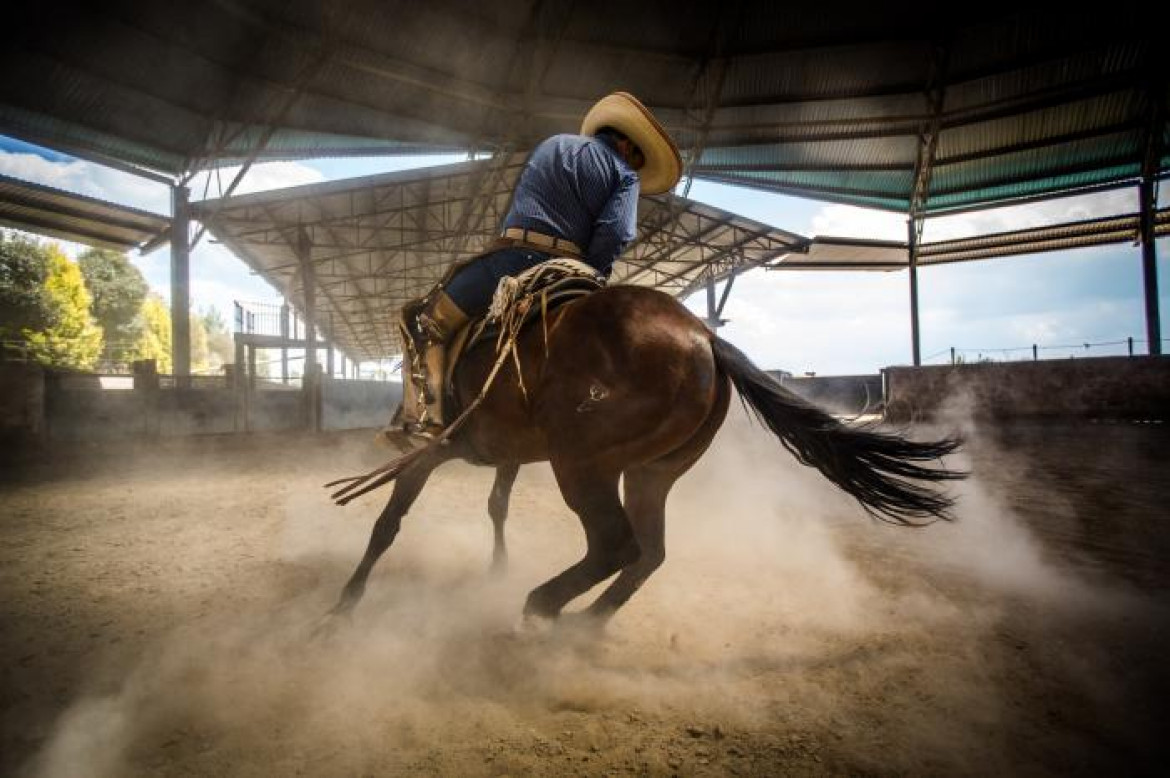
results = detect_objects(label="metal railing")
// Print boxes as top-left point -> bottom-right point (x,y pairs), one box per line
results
924,337 -> 1169,365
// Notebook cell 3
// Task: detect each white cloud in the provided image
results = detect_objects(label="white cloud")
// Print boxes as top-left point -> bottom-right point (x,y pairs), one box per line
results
923,189 -> 1136,242
186,161 -> 325,200
810,204 -> 908,241
806,188 -> 1137,245
0,152 -> 169,213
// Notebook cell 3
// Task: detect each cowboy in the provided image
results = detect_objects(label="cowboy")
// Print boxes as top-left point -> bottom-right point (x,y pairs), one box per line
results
391,92 -> 682,439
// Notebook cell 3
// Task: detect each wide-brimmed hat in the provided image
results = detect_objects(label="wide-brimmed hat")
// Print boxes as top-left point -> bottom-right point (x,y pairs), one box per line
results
581,92 -> 682,195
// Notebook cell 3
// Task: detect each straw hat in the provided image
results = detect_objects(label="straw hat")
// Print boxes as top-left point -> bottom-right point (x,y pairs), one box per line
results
581,92 -> 682,195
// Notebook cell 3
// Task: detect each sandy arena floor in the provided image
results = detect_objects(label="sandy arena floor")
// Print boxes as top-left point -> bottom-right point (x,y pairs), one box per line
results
2,411 -> 1168,777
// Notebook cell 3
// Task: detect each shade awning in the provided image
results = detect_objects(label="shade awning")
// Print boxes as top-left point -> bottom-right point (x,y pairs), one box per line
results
771,208 -> 1170,271
194,155 -> 808,361
0,173 -> 169,251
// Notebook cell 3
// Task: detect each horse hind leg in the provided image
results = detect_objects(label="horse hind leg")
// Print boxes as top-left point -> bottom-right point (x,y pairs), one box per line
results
581,465 -> 673,620
523,465 -> 638,621
585,372 -> 731,621
488,463 -> 519,574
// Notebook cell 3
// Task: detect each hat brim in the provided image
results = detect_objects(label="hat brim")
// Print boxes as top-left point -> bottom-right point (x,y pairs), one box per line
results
580,92 -> 682,195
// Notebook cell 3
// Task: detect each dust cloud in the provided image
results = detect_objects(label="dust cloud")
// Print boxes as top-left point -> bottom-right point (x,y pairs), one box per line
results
11,407 -> 1169,776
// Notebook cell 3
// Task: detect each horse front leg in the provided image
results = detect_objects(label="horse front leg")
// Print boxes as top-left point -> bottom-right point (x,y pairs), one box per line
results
329,451 -> 446,619
488,462 -> 520,574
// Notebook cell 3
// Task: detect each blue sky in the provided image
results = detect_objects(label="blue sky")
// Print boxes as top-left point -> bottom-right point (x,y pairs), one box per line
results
1,135 -> 1165,375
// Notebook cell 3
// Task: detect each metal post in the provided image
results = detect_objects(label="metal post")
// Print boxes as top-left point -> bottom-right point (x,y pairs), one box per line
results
170,185 -> 191,385
280,302 -> 290,384
233,334 -> 245,389
326,312 -> 335,378
1139,176 -> 1161,355
704,276 -> 719,330
907,218 -> 922,367
298,228 -> 319,431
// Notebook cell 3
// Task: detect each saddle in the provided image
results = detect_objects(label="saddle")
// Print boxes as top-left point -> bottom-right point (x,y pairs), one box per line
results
442,258 -> 606,414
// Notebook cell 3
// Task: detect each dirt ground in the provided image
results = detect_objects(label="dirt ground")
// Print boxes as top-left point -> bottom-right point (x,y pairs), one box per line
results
2,410 -> 1168,777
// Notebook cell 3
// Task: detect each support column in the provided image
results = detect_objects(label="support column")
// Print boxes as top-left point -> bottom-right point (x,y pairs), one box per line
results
705,276 -> 719,330
326,312 -> 335,377
907,218 -> 922,367
703,274 -> 736,330
1139,176 -> 1162,356
280,301 -> 290,383
170,185 -> 191,385
298,228 -> 320,431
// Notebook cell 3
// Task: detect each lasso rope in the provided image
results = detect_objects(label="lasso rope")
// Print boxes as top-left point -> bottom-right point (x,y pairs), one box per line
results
325,259 -> 603,506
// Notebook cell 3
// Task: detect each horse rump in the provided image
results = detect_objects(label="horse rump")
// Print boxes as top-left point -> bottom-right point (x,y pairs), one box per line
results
709,336 -> 965,525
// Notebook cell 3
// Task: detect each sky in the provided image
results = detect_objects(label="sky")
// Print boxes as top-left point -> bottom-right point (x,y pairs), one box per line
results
1,135 -> 1166,376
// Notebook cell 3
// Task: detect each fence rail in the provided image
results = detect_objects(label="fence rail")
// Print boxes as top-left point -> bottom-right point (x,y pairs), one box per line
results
924,336 -> 1170,365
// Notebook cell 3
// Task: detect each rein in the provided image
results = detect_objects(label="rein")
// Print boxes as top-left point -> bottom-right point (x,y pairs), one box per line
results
325,298 -> 534,506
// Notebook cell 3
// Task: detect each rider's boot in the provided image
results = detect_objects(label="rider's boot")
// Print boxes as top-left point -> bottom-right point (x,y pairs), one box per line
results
379,292 -> 468,447
416,291 -> 469,434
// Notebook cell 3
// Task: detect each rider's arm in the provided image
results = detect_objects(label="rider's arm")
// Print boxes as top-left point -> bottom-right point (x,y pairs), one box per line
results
585,170 -> 640,276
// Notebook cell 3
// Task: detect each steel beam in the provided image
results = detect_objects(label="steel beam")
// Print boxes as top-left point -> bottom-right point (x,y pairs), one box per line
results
298,227 -> 320,431
1139,176 -> 1162,355
907,218 -> 922,366
170,185 -> 191,384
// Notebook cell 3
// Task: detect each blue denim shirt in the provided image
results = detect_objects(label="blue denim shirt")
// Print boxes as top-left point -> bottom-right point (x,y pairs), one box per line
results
502,133 -> 640,275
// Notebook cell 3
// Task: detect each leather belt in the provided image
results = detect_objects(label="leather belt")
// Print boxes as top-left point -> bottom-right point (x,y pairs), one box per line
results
499,227 -> 583,257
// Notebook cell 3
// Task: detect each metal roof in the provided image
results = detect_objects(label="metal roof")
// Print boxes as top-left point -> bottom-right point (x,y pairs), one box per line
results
0,173 -> 169,251
2,3 -> 1163,215
773,208 -> 1170,271
194,154 -> 806,361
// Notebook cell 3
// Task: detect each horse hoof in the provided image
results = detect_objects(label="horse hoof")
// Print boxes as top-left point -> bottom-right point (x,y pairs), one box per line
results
309,608 -> 352,642
516,611 -> 555,637
558,610 -> 608,637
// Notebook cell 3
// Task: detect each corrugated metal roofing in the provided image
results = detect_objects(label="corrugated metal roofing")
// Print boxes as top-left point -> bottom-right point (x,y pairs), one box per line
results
1,3 -> 1162,215
771,209 -> 1170,270
0,173 -> 169,251
193,155 -> 806,361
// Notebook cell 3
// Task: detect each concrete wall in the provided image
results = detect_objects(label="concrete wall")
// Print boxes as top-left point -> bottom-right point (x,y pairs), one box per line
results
322,378 -> 401,431
771,373 -> 883,415
0,363 -> 402,445
0,362 -> 45,444
884,357 -> 1170,422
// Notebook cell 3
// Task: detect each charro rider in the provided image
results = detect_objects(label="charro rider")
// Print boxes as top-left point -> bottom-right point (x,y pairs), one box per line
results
389,91 -> 682,440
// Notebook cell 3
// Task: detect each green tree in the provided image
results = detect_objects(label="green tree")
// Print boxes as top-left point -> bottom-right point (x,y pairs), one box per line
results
132,294 -> 172,373
78,247 -> 148,365
198,306 -> 234,371
23,245 -> 104,369
0,231 -> 56,343
190,311 -> 210,374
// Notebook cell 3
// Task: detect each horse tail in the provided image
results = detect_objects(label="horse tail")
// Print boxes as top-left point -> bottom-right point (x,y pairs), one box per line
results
709,336 -> 965,525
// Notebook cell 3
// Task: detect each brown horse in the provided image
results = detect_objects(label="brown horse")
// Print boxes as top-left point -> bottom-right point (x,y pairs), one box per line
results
328,285 -> 964,623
